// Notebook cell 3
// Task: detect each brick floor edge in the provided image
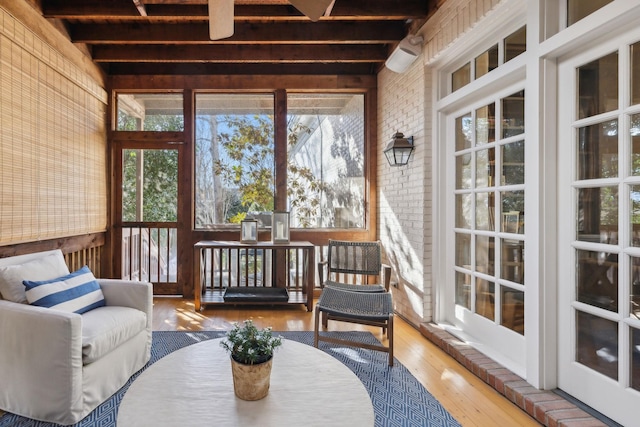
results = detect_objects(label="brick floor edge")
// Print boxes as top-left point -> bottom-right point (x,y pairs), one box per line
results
418,322 -> 609,427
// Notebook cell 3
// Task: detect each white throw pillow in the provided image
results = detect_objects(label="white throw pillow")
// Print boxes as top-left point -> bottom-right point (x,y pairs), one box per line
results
0,253 -> 71,303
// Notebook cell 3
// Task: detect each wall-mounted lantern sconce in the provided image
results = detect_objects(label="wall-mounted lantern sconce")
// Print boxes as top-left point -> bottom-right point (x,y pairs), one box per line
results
385,35 -> 424,73
384,132 -> 415,166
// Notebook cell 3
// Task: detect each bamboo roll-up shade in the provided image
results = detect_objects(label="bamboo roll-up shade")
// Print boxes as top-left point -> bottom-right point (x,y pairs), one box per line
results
0,8 -> 108,245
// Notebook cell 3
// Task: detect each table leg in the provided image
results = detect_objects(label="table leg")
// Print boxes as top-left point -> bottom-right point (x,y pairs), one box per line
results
194,247 -> 201,311
306,247 -> 315,312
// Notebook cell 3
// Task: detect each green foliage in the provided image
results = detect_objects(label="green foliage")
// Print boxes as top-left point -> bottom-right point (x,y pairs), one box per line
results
220,320 -> 282,365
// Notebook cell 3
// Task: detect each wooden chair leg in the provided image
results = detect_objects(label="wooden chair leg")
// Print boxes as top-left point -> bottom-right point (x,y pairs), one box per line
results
322,311 -> 328,328
314,304 -> 321,348
388,314 -> 394,366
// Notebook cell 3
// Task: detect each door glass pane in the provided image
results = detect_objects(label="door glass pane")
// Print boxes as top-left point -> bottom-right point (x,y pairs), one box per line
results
476,279 -> 495,320
455,271 -> 471,309
502,240 -> 524,284
455,232 -> 471,267
455,193 -> 472,228
504,26 -> 526,62
631,114 -> 640,175
631,327 -> 640,391
452,63 -> 470,92
122,149 -> 178,222
630,185 -> 640,247
475,45 -> 498,79
456,154 -> 472,189
577,187 -> 618,242
475,192 -> 494,231
476,103 -> 496,145
476,148 -> 495,187
286,94 -> 365,229
194,94 -> 274,227
567,0 -> 613,26
502,191 -> 524,234
456,113 -> 472,151
502,140 -> 525,185
476,235 -> 495,275
630,256 -> 640,318
576,249 -> 618,312
633,42 -> 640,106
577,120 -> 618,180
501,287 -> 524,334
577,52 -> 618,119
502,90 -> 525,138
576,310 -> 618,380
117,94 -> 184,131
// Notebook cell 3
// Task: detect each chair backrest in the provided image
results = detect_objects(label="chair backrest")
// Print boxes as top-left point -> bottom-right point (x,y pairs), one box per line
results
326,240 -> 381,277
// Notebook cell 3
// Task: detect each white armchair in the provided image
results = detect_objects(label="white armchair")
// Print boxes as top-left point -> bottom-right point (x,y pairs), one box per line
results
0,250 -> 152,425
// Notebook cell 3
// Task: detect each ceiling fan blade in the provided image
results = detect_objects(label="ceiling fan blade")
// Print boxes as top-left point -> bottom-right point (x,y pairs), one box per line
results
208,0 -> 234,40
289,0 -> 334,22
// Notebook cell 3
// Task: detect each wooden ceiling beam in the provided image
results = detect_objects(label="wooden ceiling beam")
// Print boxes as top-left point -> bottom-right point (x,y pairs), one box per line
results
43,0 -> 428,20
70,22 -> 405,44
92,44 -> 387,63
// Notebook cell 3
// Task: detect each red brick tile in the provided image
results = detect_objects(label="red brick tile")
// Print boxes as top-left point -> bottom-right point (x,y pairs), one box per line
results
534,399 -> 577,424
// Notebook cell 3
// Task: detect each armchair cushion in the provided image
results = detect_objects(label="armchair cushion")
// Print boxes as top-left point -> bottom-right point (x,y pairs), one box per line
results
81,306 -> 147,364
0,252 -> 70,303
23,266 -> 105,314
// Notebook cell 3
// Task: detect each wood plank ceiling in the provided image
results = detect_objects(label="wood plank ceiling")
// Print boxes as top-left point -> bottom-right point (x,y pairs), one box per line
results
39,0 -> 436,76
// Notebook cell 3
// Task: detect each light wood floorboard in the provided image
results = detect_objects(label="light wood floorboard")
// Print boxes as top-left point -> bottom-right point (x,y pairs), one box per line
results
153,297 -> 540,426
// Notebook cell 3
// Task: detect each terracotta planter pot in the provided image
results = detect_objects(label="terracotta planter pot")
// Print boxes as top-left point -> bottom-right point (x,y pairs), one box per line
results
230,357 -> 273,401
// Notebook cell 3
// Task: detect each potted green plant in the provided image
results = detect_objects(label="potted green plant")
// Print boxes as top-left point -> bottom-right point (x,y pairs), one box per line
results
220,320 -> 282,400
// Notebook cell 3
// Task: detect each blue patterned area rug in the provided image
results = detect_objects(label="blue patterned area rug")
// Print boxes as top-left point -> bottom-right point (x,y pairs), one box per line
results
0,331 -> 461,427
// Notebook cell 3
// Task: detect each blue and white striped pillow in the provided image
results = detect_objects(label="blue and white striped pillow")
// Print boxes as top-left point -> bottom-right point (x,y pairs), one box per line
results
23,266 -> 106,314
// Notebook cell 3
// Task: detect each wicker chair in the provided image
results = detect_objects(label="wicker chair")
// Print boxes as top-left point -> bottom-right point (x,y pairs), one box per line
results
314,286 -> 394,366
318,240 -> 391,292
314,240 -> 394,366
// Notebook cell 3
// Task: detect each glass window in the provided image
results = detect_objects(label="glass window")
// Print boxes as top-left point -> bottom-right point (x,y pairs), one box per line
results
502,240 -> 524,284
476,103 -> 496,145
502,141 -> 525,185
577,187 -> 618,242
194,93 -> 275,227
117,94 -> 184,131
476,235 -> 495,275
576,249 -> 618,312
633,42 -> 640,106
455,233 -> 471,267
475,45 -> 498,79
576,310 -> 618,380
502,191 -> 524,234
630,185 -> 640,247
501,287 -> 524,334
578,52 -> 619,120
476,148 -> 495,188
632,114 -> 640,175
476,279 -> 495,320
631,327 -> 640,391
504,27 -> 526,62
456,113 -> 472,151
455,271 -> 471,309
502,90 -> 525,138
286,94 -> 365,228
452,63 -> 471,92
456,194 -> 472,228
567,0 -> 613,26
475,192 -> 494,231
577,120 -> 618,180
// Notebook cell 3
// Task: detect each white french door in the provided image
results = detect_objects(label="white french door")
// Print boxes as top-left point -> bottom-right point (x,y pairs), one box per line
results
557,31 -> 640,427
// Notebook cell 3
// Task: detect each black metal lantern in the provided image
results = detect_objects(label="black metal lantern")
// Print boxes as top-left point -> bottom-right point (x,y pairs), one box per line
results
384,132 -> 414,166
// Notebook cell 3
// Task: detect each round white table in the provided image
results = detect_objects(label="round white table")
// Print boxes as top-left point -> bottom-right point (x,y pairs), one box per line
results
117,338 -> 375,426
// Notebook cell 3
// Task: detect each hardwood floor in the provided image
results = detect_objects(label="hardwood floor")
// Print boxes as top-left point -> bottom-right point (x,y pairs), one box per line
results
153,297 -> 540,426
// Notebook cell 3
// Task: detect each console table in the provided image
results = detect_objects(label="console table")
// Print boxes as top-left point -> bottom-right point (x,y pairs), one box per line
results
194,240 -> 315,311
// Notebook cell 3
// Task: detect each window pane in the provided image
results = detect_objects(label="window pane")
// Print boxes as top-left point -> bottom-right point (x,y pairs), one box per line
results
476,279 -> 495,320
576,249 -> 618,312
577,120 -> 618,180
452,62 -> 470,92
455,271 -> 471,309
475,192 -> 494,231
577,187 -> 618,243
576,310 -> 618,380
456,154 -> 472,189
632,327 -> 640,391
456,113 -> 472,151
568,0 -> 613,26
630,257 -> 640,318
455,232 -> 471,267
502,90 -> 525,138
194,94 -> 275,227
476,235 -> 495,275
475,45 -> 498,79
632,185 -> 640,247
632,114 -> 640,175
476,103 -> 495,145
502,190 -> 524,234
502,240 -> 524,284
501,287 -> 524,334
577,52 -> 618,119
286,94 -> 364,228
504,26 -> 526,62
122,149 -> 178,222
456,193 -> 472,228
117,94 -> 184,131
476,148 -> 495,188
502,140 -> 525,185
633,42 -> 640,106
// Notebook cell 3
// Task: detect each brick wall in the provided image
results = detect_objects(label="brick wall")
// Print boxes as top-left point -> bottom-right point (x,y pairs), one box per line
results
377,0 -> 503,325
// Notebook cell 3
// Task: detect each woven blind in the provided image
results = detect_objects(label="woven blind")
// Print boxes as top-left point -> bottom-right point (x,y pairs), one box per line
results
0,7 -> 108,245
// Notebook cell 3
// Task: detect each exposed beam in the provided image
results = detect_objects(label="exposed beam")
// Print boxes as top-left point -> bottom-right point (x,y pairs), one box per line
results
93,44 -> 387,62
132,0 -> 148,16
43,0 -> 429,20
70,22 -> 405,44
